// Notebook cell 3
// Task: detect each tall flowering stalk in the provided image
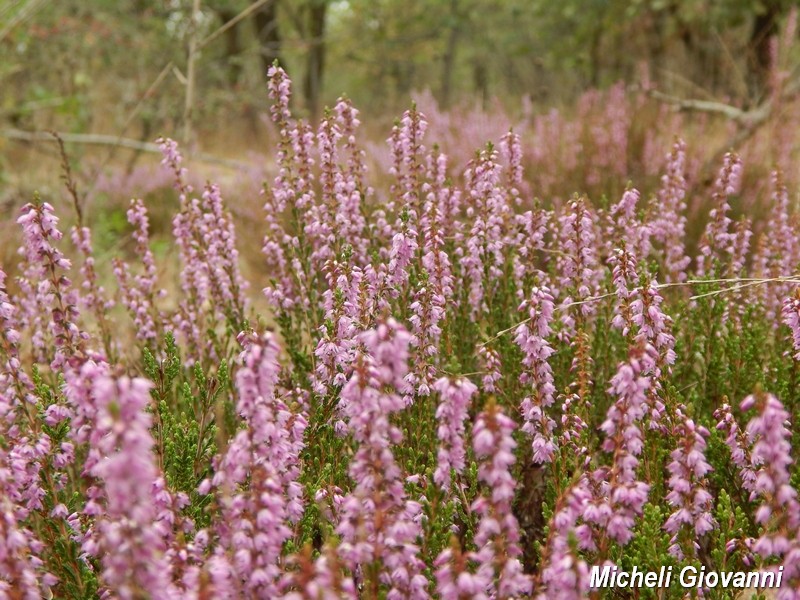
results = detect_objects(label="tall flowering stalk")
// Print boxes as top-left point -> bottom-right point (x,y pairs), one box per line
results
714,402 -> 757,492
739,391 -> 800,598
407,271 -> 445,399
17,201 -> 89,369
558,393 -> 589,462
556,197 -> 599,338
741,391 -> 800,557
336,320 -> 429,598
387,212 -> 419,299
113,199 -> 163,344
159,140 -> 250,358
696,152 -> 743,277
407,159 -> 455,396
11,202 -> 112,595
385,106 -> 428,291
313,256 -> 360,393
663,411 -> 715,559
391,104 -> 428,228
470,401 -> 531,599
422,163 -> 455,291
335,97 -> 370,235
630,274 -> 676,372
650,138 -> 690,282
607,188 -> 650,261
0,267 -> 47,512
236,332 -> 307,523
534,475 -> 593,600
201,333 -> 306,597
159,138 -> 210,360
261,64 -> 316,336
66,358 -> 112,488
316,98 -> 369,267
0,268 -> 46,598
200,182 -> 249,324
427,148 -> 463,247
460,146 -> 509,316
584,345 -> 653,550
754,171 -> 798,323
433,376 -> 477,491
514,283 -> 557,463
308,110 -> 342,271
512,207 -> 549,297
499,130 -> 524,207
608,246 -> 639,336
477,345 -> 502,394
84,375 -> 179,599
629,273 -> 676,428
70,225 -> 114,359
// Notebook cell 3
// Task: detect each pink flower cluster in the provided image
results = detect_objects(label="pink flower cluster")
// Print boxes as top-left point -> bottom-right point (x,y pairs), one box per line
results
4,63 -> 800,600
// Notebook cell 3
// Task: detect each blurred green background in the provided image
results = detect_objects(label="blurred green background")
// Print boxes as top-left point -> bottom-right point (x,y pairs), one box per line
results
1,0 -> 796,138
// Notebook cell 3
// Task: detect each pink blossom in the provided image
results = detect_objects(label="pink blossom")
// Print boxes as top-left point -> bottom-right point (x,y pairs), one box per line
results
650,139 -> 690,282
470,403 -> 531,598
664,411 -> 716,558
742,391 -> 800,557
86,375 -> 179,599
535,476 -> 593,600
584,346 -> 654,546
478,346 -> 502,394
696,152 -> 743,277
714,402 -> 757,492
556,198 -> 600,336
433,376 -> 477,490
113,199 -> 163,343
515,283 -> 557,463
336,320 -> 429,598
202,332 -> 306,597
17,201 -> 89,369
460,146 -> 509,316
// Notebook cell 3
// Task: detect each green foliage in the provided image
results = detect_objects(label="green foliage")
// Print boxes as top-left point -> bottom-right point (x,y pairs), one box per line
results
710,489 -> 753,595
143,333 -> 221,526
621,504 -> 682,599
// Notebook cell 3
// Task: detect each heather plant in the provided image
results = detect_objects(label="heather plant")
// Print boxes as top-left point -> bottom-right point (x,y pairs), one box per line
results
4,64 -> 800,599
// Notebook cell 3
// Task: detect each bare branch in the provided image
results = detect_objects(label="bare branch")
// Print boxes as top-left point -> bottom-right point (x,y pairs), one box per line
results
198,0 -> 274,51
3,129 -> 252,170
647,90 -> 750,122
650,70 -> 800,180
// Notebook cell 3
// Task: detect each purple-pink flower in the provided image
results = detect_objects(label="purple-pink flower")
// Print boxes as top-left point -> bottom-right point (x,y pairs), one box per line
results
433,376 -> 477,491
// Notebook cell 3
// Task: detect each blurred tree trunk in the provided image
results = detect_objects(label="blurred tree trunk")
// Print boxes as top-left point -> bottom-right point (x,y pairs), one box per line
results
750,0 -> 783,95
473,60 -> 488,109
588,23 -> 603,87
303,0 -> 328,119
440,0 -> 460,108
216,8 -> 243,87
254,0 -> 283,79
